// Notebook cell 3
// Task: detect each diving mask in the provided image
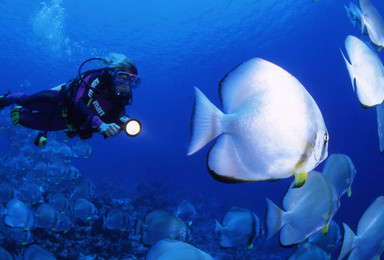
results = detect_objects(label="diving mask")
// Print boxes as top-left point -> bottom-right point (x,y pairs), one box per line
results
113,71 -> 140,89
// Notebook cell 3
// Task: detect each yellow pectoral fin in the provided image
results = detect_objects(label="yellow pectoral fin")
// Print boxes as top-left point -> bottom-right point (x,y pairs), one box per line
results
293,172 -> 308,188
247,243 -> 253,251
321,224 -> 329,236
323,211 -> 331,220
292,139 -> 315,188
347,187 -> 352,198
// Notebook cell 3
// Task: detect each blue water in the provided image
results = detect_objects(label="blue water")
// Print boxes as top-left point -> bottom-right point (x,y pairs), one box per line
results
1,0 -> 384,258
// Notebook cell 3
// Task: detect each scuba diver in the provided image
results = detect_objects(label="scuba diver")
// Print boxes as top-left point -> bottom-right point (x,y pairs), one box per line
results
0,53 -> 142,147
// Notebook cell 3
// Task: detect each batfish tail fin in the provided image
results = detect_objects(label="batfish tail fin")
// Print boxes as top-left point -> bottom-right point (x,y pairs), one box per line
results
360,11 -> 366,34
340,48 -> 356,92
337,223 -> 357,260
265,198 -> 284,240
134,219 -> 143,235
214,219 -> 223,238
187,87 -> 224,155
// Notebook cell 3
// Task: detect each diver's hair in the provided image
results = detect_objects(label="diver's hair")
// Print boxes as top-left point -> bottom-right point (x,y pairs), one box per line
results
102,52 -> 138,75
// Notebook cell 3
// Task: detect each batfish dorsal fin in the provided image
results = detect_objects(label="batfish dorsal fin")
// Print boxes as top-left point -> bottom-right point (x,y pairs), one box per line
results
219,58 -> 273,114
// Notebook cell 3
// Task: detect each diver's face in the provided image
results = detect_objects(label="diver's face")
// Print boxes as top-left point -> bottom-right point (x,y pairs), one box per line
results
114,82 -> 131,96
113,71 -> 141,96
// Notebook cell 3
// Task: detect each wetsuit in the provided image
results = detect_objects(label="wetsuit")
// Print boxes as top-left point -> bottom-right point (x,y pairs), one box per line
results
6,70 -> 127,139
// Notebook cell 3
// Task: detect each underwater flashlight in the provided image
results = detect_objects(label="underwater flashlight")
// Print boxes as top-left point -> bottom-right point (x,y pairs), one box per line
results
118,116 -> 141,137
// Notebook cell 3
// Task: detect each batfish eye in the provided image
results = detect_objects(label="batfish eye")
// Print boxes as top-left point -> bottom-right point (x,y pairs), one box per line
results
323,132 -> 329,143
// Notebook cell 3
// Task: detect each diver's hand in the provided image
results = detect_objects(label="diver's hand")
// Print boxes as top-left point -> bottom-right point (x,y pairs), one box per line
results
98,123 -> 121,137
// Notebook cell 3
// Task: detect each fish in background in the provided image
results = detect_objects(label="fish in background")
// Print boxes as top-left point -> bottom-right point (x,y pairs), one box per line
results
135,209 -> 189,246
146,239 -> 213,260
337,196 -> 384,260
345,3 -> 363,29
74,198 -> 97,222
20,182 -> 44,204
71,177 -> 95,201
49,192 -> 70,215
359,0 -> 384,50
215,207 -> 262,250
341,35 -> 384,108
8,227 -> 33,246
0,181 -> 15,203
64,165 -> 81,182
187,57 -> 329,188
54,214 -> 72,233
23,244 -> 56,260
322,154 -> 356,198
19,143 -> 37,160
288,243 -> 328,260
306,220 -> 341,257
4,199 -> 34,230
266,171 -> 338,246
72,140 -> 92,159
34,204 -> 59,230
376,101 -> 384,152
0,247 -> 13,260
174,200 -> 197,226
52,143 -> 72,164
30,161 -> 49,180
103,209 -> 129,231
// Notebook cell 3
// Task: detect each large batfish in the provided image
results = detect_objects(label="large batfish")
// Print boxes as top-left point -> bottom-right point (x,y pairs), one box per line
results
341,35 -> 384,107
306,220 -> 342,256
322,153 -> 356,198
376,101 -> 384,152
187,58 -> 329,187
215,207 -> 262,250
359,0 -> 384,48
266,171 -> 339,246
288,243 -> 328,260
146,239 -> 213,260
135,209 -> 189,246
337,196 -> 384,260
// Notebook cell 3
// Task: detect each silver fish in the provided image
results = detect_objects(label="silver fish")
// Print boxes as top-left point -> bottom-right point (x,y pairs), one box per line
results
188,58 -> 328,187
266,171 -> 338,246
146,239 -> 213,260
359,0 -> 384,48
23,244 -> 56,260
337,196 -> 384,260
215,207 -> 262,250
135,209 -> 188,246
341,35 -> 384,107
376,101 -> 384,152
307,220 -> 341,256
34,204 -> 59,230
322,153 -> 356,198
103,209 -> 129,231
4,199 -> 34,230
174,200 -> 197,226
288,243 -> 328,260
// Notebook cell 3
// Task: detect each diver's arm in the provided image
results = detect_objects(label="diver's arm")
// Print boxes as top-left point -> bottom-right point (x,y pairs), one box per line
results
72,74 -> 106,132
74,99 -> 120,137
